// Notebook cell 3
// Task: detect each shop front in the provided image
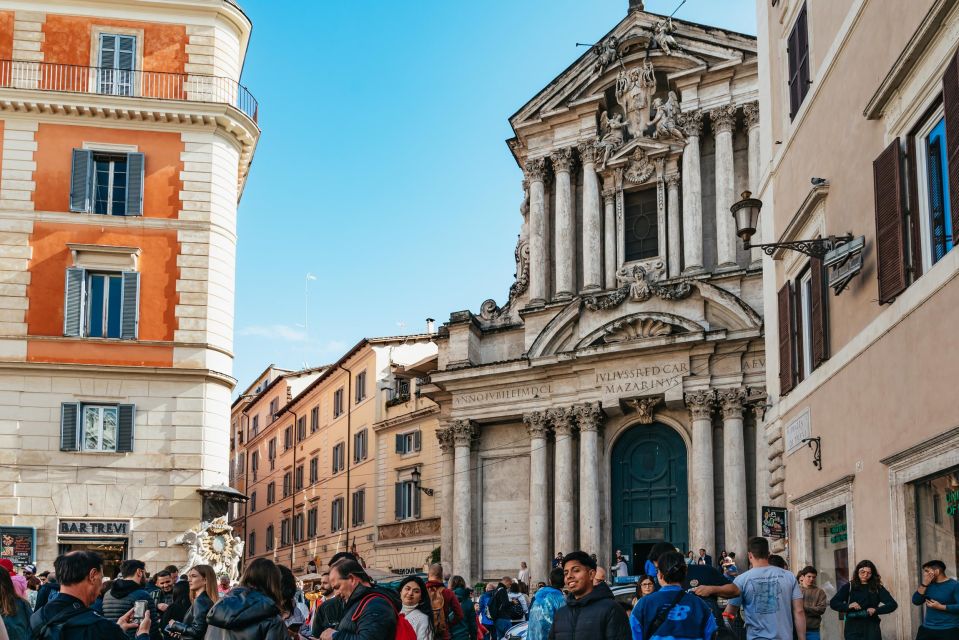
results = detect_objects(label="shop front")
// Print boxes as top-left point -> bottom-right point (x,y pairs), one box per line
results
57,519 -> 130,578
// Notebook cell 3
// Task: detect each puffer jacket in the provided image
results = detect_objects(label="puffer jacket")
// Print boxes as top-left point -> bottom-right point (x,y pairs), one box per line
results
29,593 -> 147,640
450,587 -> 477,640
333,584 -> 399,640
165,591 -> 213,640
101,579 -> 161,640
527,586 -> 566,640
204,587 -> 286,640
547,582 -> 631,640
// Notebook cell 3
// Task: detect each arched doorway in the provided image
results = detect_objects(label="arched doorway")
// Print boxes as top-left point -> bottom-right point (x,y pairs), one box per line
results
611,422 -> 688,576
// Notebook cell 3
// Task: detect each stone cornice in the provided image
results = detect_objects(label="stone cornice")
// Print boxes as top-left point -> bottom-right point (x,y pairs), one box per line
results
0,359 -> 236,388
0,211 -> 239,243
789,474 -> 855,507
372,405 -> 439,432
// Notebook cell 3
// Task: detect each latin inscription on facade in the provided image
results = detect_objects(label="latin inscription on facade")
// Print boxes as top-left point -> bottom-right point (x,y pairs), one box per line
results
595,362 -> 689,395
743,357 -> 766,371
453,384 -> 552,407
785,409 -> 811,454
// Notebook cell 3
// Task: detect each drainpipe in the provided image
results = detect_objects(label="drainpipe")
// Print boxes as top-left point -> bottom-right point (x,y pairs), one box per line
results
290,408 -> 299,570
337,364 -> 354,554
240,411 -> 249,570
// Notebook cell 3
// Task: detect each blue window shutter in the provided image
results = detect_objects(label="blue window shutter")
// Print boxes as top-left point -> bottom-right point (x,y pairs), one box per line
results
63,267 -> 85,337
395,433 -> 405,454
98,34 -> 117,69
69,149 -> 93,212
414,484 -> 421,519
117,35 -> 136,71
120,271 -> 140,340
117,404 -> 135,452
413,430 -> 422,452
125,152 -> 144,216
60,403 -> 80,451
395,482 -> 403,519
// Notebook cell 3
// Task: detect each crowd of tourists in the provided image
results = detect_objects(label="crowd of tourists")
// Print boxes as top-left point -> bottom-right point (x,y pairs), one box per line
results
1,540 -> 957,640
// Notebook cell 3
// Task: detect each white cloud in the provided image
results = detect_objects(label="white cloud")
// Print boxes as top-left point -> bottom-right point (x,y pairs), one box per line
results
319,339 -> 348,353
237,324 -> 308,342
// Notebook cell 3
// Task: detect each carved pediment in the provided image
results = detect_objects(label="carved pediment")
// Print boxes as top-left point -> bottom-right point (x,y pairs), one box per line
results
598,316 -> 682,344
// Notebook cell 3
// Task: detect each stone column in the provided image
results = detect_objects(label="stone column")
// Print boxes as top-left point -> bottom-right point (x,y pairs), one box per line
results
718,388 -> 748,563
744,102 -> 763,266
751,401 -> 771,530
525,158 -> 549,305
551,148 -> 575,300
666,172 -> 682,278
602,181 -> 618,290
680,112 -> 704,273
451,419 -> 477,581
614,168 -> 625,270
685,390 -> 716,556
549,407 -> 577,554
524,411 -> 551,585
575,402 -> 604,554
711,104 -> 738,269
580,143 -> 603,292
437,426 -> 455,571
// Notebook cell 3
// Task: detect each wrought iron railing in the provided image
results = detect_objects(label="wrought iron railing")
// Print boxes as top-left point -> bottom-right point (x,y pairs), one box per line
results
0,60 -> 258,123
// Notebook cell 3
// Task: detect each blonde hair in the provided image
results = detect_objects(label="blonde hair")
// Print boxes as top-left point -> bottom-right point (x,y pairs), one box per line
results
188,564 -> 219,603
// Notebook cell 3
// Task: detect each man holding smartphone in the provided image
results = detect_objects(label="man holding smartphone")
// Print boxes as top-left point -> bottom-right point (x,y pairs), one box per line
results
913,560 -> 959,640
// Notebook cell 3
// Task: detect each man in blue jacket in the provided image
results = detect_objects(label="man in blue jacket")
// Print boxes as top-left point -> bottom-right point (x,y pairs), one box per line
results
528,568 -> 566,640
913,560 -> 959,639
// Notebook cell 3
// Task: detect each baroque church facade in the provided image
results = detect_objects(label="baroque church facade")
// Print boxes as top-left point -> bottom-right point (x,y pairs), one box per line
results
425,2 -> 768,584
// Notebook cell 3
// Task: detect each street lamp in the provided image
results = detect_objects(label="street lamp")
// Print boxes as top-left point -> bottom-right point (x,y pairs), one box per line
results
730,191 -> 854,259
410,467 -> 434,497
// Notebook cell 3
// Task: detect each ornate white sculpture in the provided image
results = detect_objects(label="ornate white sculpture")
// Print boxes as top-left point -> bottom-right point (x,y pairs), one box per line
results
653,17 -> 679,56
176,517 -> 244,582
593,35 -> 620,73
650,91 -> 686,142
598,111 -> 626,170
616,60 -> 657,138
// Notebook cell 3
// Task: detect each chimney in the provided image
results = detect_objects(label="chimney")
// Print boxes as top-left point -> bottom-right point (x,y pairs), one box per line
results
629,0 -> 645,12
426,318 -> 435,335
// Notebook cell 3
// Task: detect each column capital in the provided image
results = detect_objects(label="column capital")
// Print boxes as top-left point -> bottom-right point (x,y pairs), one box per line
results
578,140 -> 602,167
680,110 -> 703,138
665,172 -> 681,189
450,419 -> 478,448
743,101 -> 760,130
550,147 -> 576,173
709,104 -> 737,134
717,388 -> 748,419
574,402 -> 604,432
684,389 -> 716,419
436,425 -> 455,454
523,410 -> 551,439
524,157 -> 550,183
547,407 -> 577,436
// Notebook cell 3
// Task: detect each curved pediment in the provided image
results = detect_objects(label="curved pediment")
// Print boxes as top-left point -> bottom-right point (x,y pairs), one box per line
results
575,311 -> 705,349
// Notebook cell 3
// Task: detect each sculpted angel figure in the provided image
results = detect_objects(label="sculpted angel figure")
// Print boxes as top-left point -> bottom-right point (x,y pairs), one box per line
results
649,91 -> 686,142
616,61 -> 657,137
599,110 -> 627,169
594,35 -> 619,73
654,17 -> 679,56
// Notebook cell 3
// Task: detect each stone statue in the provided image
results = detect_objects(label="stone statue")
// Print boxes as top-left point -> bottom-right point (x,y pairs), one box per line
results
649,91 -> 686,142
653,17 -> 679,56
598,110 -> 626,169
616,60 -> 657,138
594,35 -> 620,73
176,517 -> 245,582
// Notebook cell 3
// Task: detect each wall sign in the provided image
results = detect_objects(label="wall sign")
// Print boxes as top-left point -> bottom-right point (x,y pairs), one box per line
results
58,520 -> 129,537
829,522 -> 848,544
946,489 -> 959,517
785,409 -> 811,455
0,527 -> 36,565
762,506 -> 787,540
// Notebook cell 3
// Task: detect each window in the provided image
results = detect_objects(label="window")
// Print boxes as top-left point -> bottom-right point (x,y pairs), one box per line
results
395,430 -> 422,455
293,513 -> 304,543
777,260 -> 827,393
333,388 -> 344,418
309,456 -> 318,484
331,498 -> 345,532
390,378 -> 411,403
63,268 -> 139,340
353,429 -> 368,463
266,525 -> 274,551
251,415 -> 259,437
251,451 -> 259,478
250,491 -> 257,513
332,442 -> 345,474
623,188 -> 659,262
69,149 -> 143,216
284,425 -> 293,450
787,4 -> 810,119
395,481 -> 421,520
307,507 -> 318,538
810,507 -> 849,640
297,416 -> 307,442
248,532 -> 255,556
310,406 -> 319,433
915,110 -> 954,268
915,467 -> 959,594
352,489 -> 366,526
269,398 -> 279,418
97,33 -> 136,96
282,472 -> 292,498
280,518 -> 291,546
268,438 -> 277,470
798,269 -> 814,378
266,482 -> 275,505
295,465 -> 304,492
60,402 -> 134,453
355,371 -> 367,403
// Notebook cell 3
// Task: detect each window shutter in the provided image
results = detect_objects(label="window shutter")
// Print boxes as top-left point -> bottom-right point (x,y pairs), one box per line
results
396,433 -> 405,454
413,430 -> 422,452
796,6 -> 810,100
778,283 -> 796,394
63,267 -> 86,337
810,258 -> 828,369
395,483 -> 402,519
117,404 -> 135,452
69,149 -> 93,213
117,35 -> 136,71
125,152 -> 145,216
120,271 -> 140,340
943,50 -> 959,244
873,138 -> 908,303
99,34 -> 117,69
905,137 -> 923,277
60,402 -> 81,451
414,485 -> 421,519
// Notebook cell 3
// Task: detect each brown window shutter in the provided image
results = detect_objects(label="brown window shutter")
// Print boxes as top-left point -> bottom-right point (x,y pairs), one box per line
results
905,136 -> 922,279
944,51 -> 959,245
778,283 -> 796,394
793,275 -> 804,383
873,137 -> 908,304
810,257 -> 828,369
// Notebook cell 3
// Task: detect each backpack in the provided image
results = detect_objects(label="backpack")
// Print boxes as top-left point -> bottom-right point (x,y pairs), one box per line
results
34,606 -> 102,640
427,584 -> 449,635
350,592 -> 416,640
507,596 -> 525,620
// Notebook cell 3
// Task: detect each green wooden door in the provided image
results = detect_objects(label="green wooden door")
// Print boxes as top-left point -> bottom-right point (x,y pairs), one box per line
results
611,422 -> 688,575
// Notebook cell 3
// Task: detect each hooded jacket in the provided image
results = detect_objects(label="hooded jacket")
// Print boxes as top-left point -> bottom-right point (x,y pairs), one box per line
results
164,591 -> 213,640
101,579 -> 161,640
332,584 -> 399,640
29,593 -> 147,640
547,582 -> 631,640
205,587 -> 286,640
527,586 -> 566,640
450,586 -> 477,640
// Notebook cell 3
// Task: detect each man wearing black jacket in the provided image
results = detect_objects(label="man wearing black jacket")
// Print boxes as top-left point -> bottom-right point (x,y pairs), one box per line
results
102,559 -> 162,640
318,558 -> 398,640
549,551 -> 630,640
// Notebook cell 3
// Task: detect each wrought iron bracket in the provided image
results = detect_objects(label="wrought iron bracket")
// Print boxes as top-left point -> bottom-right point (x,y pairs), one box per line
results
746,234 -> 855,259
417,486 -> 435,497
800,437 -> 822,471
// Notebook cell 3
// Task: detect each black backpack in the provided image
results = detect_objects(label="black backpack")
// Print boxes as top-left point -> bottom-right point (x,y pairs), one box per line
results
33,606 -> 101,640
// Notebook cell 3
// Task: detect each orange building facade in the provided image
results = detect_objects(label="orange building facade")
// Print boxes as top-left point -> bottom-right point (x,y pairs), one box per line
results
0,0 -> 259,574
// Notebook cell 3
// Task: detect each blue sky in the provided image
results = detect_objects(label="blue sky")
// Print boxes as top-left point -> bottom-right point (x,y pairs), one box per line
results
232,0 -> 757,390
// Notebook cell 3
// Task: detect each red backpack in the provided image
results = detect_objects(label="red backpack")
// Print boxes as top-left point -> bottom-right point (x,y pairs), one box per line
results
350,592 -> 417,640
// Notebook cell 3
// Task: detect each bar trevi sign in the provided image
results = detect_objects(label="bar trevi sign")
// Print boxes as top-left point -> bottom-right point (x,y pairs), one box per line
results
58,519 -> 130,537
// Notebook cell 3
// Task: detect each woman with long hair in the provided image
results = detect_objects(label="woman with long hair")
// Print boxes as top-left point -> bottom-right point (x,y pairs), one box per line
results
166,564 -> 218,639
276,565 -> 308,635
0,570 -> 31,640
631,574 -> 656,606
206,558 -> 286,640
398,575 -> 434,640
829,560 -> 898,640
449,576 -> 477,640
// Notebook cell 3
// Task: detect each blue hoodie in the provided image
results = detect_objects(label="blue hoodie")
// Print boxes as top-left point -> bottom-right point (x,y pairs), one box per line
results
527,586 -> 566,640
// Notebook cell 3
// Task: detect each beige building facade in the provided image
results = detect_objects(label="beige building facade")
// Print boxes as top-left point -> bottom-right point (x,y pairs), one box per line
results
755,0 -> 959,637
